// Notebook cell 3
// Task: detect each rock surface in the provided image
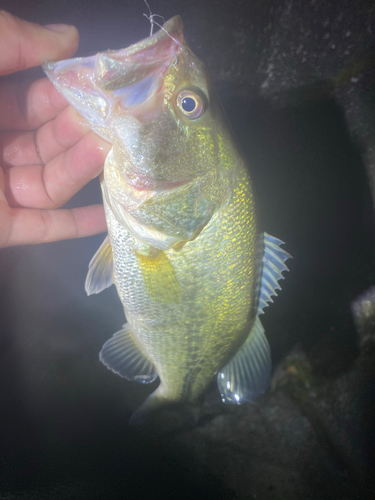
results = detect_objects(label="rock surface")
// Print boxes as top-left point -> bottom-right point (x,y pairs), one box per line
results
0,1 -> 374,499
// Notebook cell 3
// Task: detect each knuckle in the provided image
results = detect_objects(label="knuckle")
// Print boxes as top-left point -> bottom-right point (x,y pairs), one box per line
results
0,10 -> 18,28
40,210 -> 52,243
0,11 -> 30,72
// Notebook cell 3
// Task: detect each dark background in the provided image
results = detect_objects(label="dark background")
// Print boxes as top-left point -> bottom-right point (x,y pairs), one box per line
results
1,0 -> 375,499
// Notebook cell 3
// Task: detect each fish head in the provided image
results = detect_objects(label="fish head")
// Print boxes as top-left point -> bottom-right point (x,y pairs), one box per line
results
44,17 -> 236,248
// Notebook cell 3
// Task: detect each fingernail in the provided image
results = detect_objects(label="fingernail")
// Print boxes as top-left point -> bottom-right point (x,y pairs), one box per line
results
44,24 -> 73,33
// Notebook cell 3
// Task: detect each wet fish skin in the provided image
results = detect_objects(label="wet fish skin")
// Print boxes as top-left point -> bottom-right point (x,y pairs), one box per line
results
44,16 -> 290,422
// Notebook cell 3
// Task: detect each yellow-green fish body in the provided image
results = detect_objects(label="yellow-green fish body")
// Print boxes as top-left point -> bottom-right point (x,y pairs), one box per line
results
105,160 -> 257,407
44,16 -> 290,421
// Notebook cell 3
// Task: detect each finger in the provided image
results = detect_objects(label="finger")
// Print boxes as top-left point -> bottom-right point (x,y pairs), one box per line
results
4,132 -> 111,208
0,11 -> 79,76
37,106 -> 92,163
0,77 -> 71,131
0,130 -> 40,168
1,203 -> 107,248
0,106 -> 91,168
0,166 -> 4,192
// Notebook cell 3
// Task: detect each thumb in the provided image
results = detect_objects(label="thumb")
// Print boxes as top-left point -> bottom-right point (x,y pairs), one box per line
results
0,11 -> 79,76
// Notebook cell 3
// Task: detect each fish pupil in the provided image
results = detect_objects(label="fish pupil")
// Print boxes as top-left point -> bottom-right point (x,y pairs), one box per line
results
181,97 -> 196,112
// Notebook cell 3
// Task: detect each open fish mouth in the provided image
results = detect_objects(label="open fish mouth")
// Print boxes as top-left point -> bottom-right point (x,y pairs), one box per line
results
43,17 -> 186,136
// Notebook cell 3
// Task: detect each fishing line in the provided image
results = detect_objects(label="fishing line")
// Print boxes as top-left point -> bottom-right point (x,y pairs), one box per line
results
143,0 -> 165,36
143,0 -> 182,52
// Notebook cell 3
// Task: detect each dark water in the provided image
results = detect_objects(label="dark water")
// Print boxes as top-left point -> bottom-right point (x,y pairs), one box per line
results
1,1 -> 375,499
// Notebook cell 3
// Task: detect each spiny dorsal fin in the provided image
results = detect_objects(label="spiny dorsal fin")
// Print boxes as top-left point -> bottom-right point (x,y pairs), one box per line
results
135,248 -> 181,303
100,323 -> 158,383
217,316 -> 271,404
257,232 -> 292,315
85,235 -> 114,296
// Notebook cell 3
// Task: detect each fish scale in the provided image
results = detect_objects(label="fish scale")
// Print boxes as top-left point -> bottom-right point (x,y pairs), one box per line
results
43,16 -> 291,422
103,164 -> 257,403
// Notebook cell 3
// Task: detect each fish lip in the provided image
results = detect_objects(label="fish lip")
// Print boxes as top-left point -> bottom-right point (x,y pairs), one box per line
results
43,16 -> 187,128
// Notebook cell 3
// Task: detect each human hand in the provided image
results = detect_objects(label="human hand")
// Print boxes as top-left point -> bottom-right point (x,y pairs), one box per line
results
0,11 -> 111,248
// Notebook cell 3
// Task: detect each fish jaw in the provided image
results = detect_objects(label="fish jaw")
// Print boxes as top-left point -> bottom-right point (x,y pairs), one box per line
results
43,16 -> 185,142
43,16 -> 221,235
44,16 -> 237,249
43,16 -> 221,188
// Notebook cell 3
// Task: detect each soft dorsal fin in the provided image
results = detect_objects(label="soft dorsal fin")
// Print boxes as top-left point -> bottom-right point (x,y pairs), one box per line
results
100,323 -> 158,383
217,316 -> 271,404
85,235 -> 114,296
257,232 -> 292,315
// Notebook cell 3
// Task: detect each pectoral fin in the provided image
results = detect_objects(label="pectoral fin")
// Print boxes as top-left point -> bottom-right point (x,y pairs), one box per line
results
217,317 -> 271,404
135,248 -> 181,303
100,323 -> 158,383
85,235 -> 114,295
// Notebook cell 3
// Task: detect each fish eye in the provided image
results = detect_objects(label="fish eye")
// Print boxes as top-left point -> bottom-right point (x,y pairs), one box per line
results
176,90 -> 205,119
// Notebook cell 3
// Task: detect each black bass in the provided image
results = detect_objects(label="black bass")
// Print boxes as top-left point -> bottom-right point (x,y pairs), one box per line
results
44,16 -> 291,422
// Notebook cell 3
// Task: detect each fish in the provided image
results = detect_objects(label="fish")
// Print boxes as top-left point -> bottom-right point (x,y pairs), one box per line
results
43,16 -> 291,423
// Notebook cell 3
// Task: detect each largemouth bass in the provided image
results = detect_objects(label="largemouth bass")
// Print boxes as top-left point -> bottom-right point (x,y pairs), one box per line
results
44,16 -> 291,422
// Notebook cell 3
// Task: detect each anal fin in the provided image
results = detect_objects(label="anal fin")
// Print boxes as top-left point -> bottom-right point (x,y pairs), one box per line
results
100,323 -> 158,384
217,317 -> 271,404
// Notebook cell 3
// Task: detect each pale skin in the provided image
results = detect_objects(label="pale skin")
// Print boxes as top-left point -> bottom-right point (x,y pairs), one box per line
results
0,11 -> 111,248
